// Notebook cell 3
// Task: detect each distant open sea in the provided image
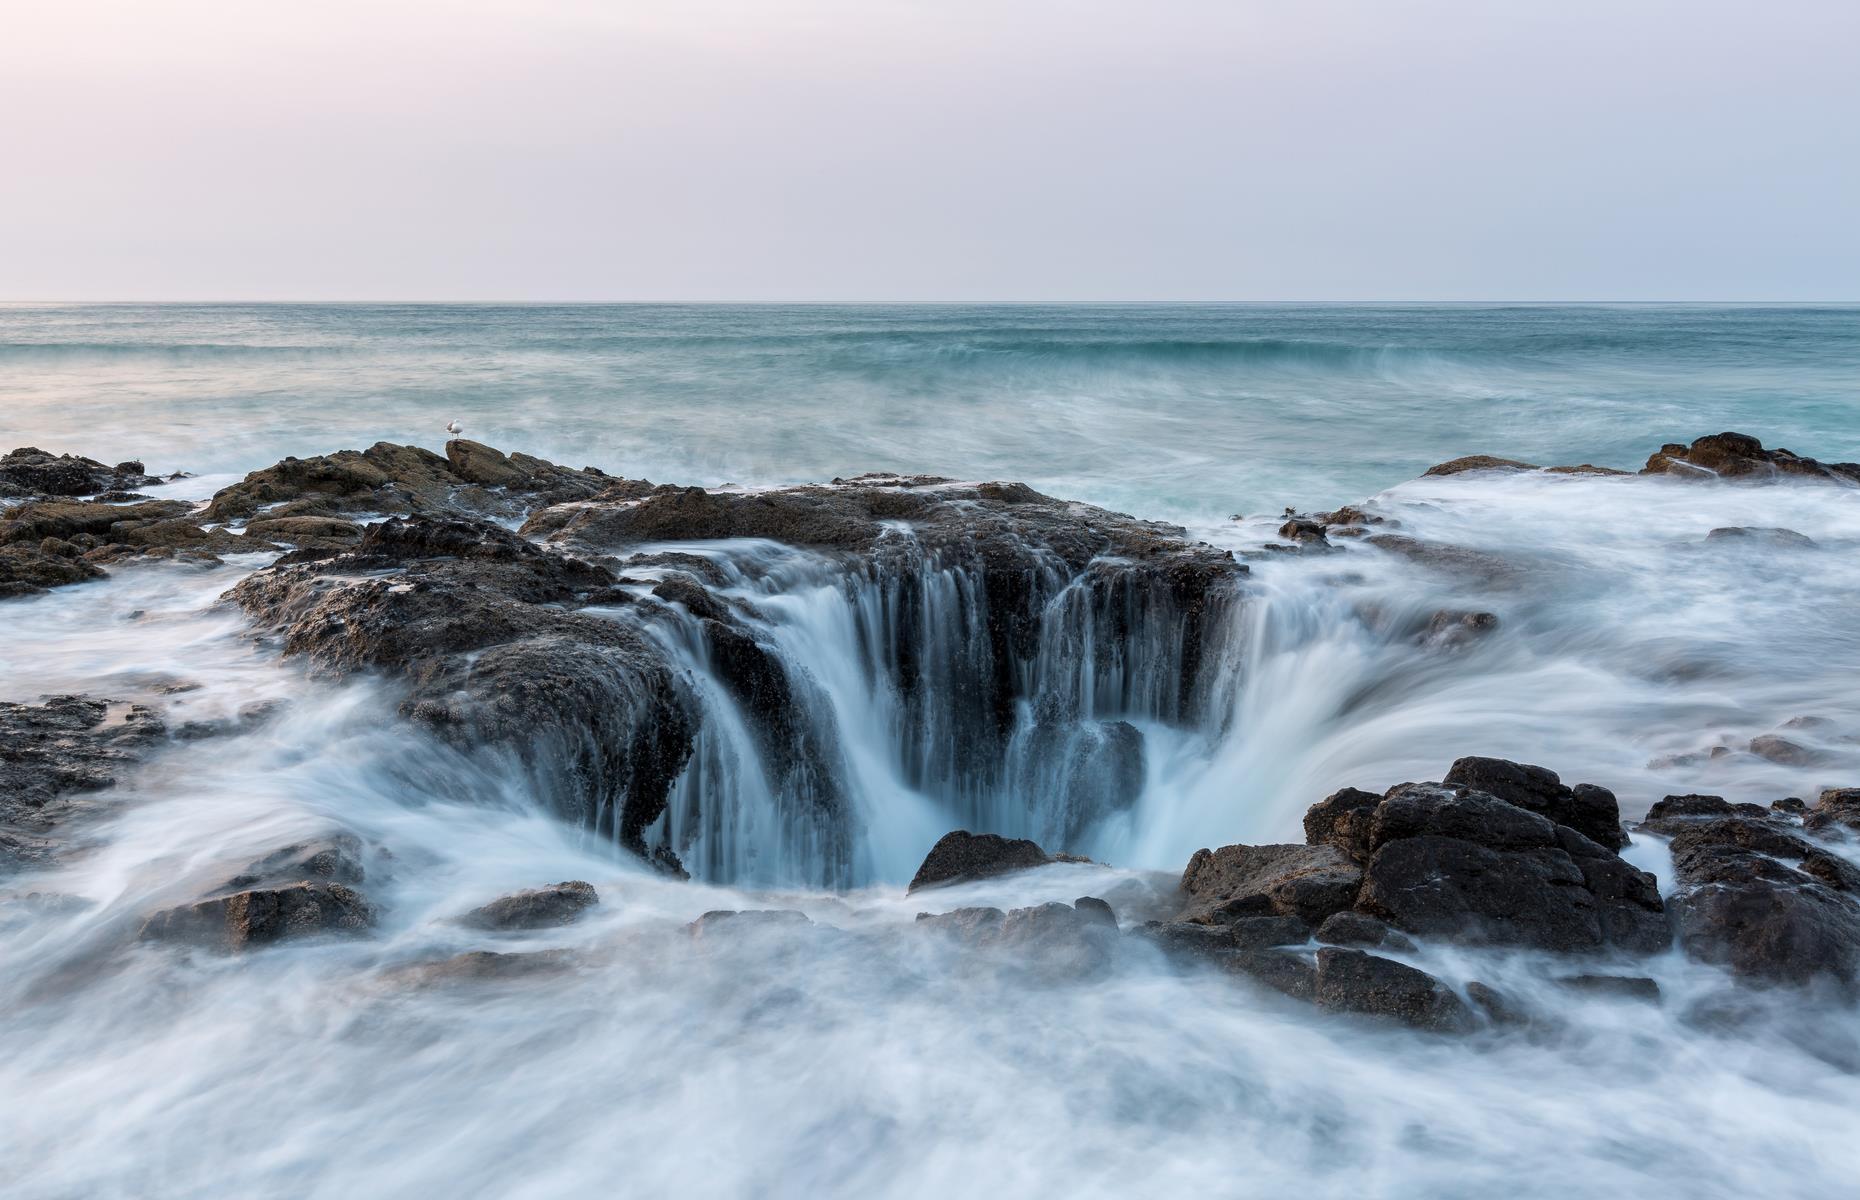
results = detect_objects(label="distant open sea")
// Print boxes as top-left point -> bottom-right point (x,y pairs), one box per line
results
4,303 -> 1856,522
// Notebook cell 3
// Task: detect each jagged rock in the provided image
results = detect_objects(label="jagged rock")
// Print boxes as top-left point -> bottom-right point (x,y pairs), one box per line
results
1132,916 -> 1310,964
0,696 -> 165,870
1804,789 -> 1860,836
1642,432 -> 1860,485
227,515 -> 697,861
907,831 -> 1053,894
1638,794 -> 1772,836
1665,815 -> 1860,986
1423,455 -> 1539,477
0,497 -> 273,598
461,881 -> 600,930
916,906 -> 1008,939
1313,948 -> 1474,1032
1316,505 -> 1387,529
1314,911 -> 1415,951
1441,756 -> 1627,851
1303,787 -> 1384,862
1176,842 -> 1361,926
0,448 -> 162,498
1341,780 -> 1668,954
140,881 -> 376,952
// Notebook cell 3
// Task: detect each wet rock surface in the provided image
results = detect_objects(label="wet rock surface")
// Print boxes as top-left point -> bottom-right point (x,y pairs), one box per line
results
0,696 -> 165,871
139,882 -> 377,952
908,831 -> 1054,894
462,881 -> 601,931
1641,431 -> 1860,484
1176,842 -> 1361,926
1313,948 -> 1474,1032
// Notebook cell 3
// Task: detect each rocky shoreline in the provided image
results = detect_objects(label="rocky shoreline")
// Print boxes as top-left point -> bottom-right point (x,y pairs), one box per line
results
2,430 -> 1858,1031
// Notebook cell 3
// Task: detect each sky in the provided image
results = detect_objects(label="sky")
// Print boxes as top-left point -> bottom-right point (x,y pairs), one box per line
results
2,0 -> 1857,301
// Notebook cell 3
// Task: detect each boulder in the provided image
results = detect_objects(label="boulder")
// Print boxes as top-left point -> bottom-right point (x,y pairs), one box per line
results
1313,948 -> 1474,1032
1665,816 -> 1860,986
1176,842 -> 1361,926
461,880 -> 600,930
1641,431 -> 1860,485
907,831 -> 1053,894
1441,756 -> 1627,850
0,447 -> 162,498
387,949 -> 575,987
685,909 -> 813,938
1318,779 -> 1668,954
1803,788 -> 1860,836
1705,526 -> 1816,548
139,882 -> 376,952
1748,735 -> 1822,766
1313,911 -> 1415,951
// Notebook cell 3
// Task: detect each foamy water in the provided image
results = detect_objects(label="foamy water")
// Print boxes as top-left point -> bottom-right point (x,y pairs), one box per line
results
2,304 -> 1859,1197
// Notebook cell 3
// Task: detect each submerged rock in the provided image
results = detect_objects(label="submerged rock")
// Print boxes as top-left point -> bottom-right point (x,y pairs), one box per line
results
461,881 -> 600,930
1422,454 -> 1540,477
1313,948 -> 1474,1032
0,696 -> 165,871
907,831 -> 1053,894
140,881 -> 376,952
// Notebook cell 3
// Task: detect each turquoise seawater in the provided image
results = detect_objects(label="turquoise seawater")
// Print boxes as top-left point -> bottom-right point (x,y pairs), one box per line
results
3,303 -> 1856,519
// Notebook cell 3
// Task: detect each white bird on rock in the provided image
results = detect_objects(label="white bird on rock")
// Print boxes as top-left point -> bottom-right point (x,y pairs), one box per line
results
445,419 -> 464,440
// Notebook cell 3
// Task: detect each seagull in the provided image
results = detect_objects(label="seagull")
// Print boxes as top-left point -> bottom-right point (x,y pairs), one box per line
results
445,419 -> 464,440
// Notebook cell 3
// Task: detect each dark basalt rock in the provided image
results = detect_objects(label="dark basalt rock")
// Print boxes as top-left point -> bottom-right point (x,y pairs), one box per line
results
1641,431 -> 1860,485
1297,770 -> 1668,955
461,880 -> 600,930
1638,794 -> 1772,836
1350,782 -> 1668,954
1225,950 -> 1319,1001
1664,815 -> 1860,987
907,831 -> 1053,894
227,514 -> 698,861
140,881 -> 376,952
0,696 -> 165,871
1314,911 -> 1415,951
1313,948 -> 1474,1032
1132,915 -> 1311,963
0,447 -> 163,499
1176,842 -> 1361,926
1442,756 -> 1628,851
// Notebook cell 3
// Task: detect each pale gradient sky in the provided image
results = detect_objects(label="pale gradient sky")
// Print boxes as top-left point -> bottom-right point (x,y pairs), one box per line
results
3,0 -> 1856,301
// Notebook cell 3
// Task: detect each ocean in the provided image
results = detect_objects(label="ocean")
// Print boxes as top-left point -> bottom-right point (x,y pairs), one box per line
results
5,302 -> 1858,524
2,303 -> 1859,1199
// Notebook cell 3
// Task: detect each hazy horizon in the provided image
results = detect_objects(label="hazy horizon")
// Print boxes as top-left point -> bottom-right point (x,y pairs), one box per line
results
5,0 -> 1858,302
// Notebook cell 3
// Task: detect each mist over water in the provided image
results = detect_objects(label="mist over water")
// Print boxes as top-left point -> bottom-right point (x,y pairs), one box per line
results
3,304 -> 1860,1197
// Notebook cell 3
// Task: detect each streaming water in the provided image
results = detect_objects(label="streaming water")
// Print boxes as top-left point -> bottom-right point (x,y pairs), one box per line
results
2,305 -> 1859,1197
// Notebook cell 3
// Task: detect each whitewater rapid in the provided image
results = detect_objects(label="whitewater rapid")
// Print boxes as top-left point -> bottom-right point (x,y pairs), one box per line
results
3,455 -> 1859,1195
